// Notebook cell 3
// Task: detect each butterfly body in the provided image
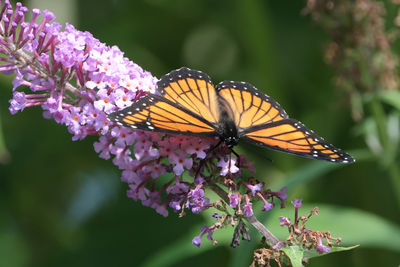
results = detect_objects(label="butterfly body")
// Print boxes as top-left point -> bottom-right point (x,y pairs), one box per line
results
217,116 -> 239,148
108,67 -> 354,164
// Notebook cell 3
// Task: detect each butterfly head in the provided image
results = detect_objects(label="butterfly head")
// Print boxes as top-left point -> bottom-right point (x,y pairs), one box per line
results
223,136 -> 239,148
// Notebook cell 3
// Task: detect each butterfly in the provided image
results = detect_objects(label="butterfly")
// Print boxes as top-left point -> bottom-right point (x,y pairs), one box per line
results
108,67 -> 354,164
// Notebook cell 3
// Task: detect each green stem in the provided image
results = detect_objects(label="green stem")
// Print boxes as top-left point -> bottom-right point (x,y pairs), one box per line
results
388,163 -> 400,209
368,97 -> 388,149
207,183 -> 279,247
368,97 -> 400,207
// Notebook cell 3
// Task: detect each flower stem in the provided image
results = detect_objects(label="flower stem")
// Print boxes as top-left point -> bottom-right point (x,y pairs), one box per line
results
387,162 -> 400,209
207,183 -> 279,247
3,38 -> 81,96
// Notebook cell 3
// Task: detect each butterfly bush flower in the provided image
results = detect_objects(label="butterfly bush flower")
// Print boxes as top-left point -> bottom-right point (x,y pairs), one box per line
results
217,157 -> 240,176
316,237 -> 331,254
192,225 -> 215,247
4,0 -> 290,251
229,193 -> 239,208
243,194 -> 254,217
291,198 -> 303,208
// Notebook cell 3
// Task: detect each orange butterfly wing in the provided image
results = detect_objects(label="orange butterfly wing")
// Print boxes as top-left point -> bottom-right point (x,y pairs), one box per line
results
216,81 -> 354,163
157,67 -> 220,124
108,94 -> 217,136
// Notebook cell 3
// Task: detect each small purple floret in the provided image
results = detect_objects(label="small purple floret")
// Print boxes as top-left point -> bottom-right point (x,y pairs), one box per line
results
279,216 -> 291,226
229,193 -> 239,208
316,237 -> 331,254
291,198 -> 303,208
192,236 -> 202,247
243,195 -> 253,217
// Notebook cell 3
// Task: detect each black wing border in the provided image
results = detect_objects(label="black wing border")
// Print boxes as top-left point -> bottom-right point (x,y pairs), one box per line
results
157,67 -> 214,95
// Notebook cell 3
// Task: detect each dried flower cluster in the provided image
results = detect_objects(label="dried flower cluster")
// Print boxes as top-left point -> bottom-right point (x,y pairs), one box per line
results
279,199 -> 341,254
251,248 -> 283,267
303,0 -> 399,120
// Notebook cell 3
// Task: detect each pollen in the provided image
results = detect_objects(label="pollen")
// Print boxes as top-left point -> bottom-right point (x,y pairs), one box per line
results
123,96 -> 127,101
121,133 -> 126,138
74,116 -> 79,121
104,99 -> 109,103
93,113 -> 97,118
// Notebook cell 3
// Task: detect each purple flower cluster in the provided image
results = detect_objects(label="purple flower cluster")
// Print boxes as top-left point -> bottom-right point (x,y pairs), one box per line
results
186,184 -> 210,213
227,182 -> 287,219
4,1 -> 259,218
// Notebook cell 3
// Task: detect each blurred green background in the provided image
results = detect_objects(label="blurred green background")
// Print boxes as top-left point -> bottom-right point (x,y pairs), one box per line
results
1,0 -> 399,266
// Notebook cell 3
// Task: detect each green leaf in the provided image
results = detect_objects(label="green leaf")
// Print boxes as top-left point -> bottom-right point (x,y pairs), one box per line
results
281,246 -> 303,267
281,245 -> 359,266
303,244 -> 359,259
378,90 -> 400,111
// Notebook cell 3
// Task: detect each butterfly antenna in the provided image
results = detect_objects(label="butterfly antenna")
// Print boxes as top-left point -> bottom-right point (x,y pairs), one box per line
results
195,139 -> 223,179
264,155 -> 273,163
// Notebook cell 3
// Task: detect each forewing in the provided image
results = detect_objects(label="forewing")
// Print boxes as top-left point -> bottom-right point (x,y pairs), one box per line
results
216,81 -> 288,130
108,94 -> 217,136
157,67 -> 220,124
242,119 -> 355,163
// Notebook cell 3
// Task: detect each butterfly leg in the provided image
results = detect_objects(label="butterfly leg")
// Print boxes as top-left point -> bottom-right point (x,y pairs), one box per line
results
195,139 -> 223,179
231,148 -> 241,167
